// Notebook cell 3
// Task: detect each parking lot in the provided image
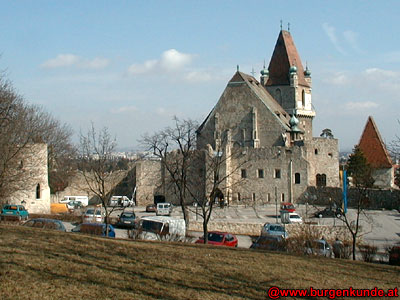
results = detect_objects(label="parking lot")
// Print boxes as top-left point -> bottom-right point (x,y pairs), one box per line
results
68,203 -> 400,251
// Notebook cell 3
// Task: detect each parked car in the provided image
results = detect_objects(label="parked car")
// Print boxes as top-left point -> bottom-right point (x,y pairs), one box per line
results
60,196 -> 88,206
135,216 -> 186,241
281,212 -> 303,224
261,223 -> 288,238
156,202 -> 172,216
250,235 -> 286,252
71,223 -> 115,237
195,231 -> 238,247
389,245 -> 400,266
23,218 -> 67,232
314,207 -> 342,218
146,204 -> 156,212
0,204 -> 29,221
115,211 -> 136,229
66,200 -> 83,210
305,239 -> 332,257
280,202 -> 296,213
82,208 -> 104,223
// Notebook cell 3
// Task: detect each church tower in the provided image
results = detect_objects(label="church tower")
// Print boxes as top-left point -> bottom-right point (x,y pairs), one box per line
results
261,30 -> 315,141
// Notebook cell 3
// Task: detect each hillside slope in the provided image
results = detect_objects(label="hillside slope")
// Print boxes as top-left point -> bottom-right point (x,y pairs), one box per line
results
0,225 -> 399,300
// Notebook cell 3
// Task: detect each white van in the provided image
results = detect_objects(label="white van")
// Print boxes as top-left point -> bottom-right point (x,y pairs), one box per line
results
156,202 -> 172,216
60,196 -> 89,207
109,196 -> 133,207
136,216 -> 185,240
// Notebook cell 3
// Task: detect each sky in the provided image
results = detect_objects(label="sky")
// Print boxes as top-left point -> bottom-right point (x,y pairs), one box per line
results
1,1 -> 400,152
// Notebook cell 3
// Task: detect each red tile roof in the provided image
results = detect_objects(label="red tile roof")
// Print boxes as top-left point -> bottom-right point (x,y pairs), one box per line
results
358,116 -> 393,168
266,30 -> 309,87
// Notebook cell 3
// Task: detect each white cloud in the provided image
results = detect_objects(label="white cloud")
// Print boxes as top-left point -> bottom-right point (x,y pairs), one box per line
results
365,68 -> 397,78
41,54 -> 109,69
127,49 -> 193,75
322,23 -> 346,55
160,49 -> 193,71
184,71 -> 213,82
128,59 -> 157,74
111,106 -> 138,114
81,57 -> 110,69
345,101 -> 378,110
343,30 -> 362,53
41,54 -> 80,68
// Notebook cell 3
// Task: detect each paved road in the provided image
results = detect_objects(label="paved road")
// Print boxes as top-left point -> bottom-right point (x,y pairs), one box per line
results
67,204 -> 400,251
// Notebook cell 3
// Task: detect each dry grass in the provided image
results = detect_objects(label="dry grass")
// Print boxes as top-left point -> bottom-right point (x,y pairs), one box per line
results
0,224 -> 399,300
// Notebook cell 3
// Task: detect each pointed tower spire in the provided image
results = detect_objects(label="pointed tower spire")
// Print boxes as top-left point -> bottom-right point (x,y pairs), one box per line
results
358,116 -> 393,168
266,30 -> 309,87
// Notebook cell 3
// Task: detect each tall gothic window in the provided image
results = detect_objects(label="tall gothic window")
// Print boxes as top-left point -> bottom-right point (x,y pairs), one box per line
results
295,173 -> 301,184
302,90 -> 306,107
36,184 -> 41,199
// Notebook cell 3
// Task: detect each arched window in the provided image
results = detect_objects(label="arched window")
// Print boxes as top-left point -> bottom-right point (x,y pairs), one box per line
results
295,173 -> 301,184
302,90 -> 306,107
36,183 -> 41,199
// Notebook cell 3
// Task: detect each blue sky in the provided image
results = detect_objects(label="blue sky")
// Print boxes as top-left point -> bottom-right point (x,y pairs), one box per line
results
1,1 -> 399,152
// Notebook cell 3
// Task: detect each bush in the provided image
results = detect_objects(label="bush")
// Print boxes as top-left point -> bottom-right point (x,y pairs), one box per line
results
358,243 -> 377,262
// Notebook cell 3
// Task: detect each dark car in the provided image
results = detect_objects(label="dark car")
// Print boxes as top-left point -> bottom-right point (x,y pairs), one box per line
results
389,246 -> 400,266
146,204 -> 156,213
71,223 -> 115,237
115,211 -> 136,229
195,231 -> 238,247
23,218 -> 66,232
314,207 -> 342,218
250,235 -> 286,251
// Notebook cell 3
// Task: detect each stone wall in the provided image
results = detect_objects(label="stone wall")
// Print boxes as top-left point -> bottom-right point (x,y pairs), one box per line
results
188,220 -> 351,242
135,160 -> 162,206
5,143 -> 50,214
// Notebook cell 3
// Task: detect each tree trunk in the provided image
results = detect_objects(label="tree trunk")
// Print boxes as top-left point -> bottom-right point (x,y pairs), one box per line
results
203,219 -> 208,244
352,234 -> 356,260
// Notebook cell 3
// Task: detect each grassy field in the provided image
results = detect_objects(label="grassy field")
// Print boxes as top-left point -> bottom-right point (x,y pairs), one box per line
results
0,224 -> 399,300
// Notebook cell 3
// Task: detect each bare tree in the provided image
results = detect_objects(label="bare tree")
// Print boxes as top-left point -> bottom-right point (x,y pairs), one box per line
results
339,146 -> 375,260
78,124 -> 121,235
141,117 -> 198,229
0,73 -> 75,204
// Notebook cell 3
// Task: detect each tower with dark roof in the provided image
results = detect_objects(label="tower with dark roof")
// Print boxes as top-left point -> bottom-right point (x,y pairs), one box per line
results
263,30 -> 315,141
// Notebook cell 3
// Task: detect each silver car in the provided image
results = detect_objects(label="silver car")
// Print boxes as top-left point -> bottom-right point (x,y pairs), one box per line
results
261,223 -> 288,239
82,208 -> 104,223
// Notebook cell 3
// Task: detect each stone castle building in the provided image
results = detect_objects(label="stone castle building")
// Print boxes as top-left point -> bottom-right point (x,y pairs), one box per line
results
195,30 -> 340,204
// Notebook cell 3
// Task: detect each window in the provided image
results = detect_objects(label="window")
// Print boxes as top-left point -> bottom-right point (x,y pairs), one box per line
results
316,174 -> 327,187
237,193 -> 241,201
252,193 -> 256,201
295,173 -> 300,184
274,169 -> 281,179
315,149 -> 318,155
241,169 -> 247,178
258,169 -> 264,178
281,193 -> 285,202
328,153 -> 333,157
36,184 -> 41,199
276,88 -> 282,105
302,89 -> 306,107
267,193 -> 271,202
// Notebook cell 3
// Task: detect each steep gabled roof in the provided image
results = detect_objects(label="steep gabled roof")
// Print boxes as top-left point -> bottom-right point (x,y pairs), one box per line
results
197,71 -> 291,134
358,116 -> 393,169
266,30 -> 309,87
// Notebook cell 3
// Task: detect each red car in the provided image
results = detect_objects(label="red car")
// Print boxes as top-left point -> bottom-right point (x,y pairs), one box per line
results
280,202 -> 295,213
195,231 -> 238,247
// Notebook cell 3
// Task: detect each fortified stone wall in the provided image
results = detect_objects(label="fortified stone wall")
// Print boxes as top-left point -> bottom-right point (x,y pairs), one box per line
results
135,160 -> 162,206
5,143 -> 51,214
306,137 -> 340,187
